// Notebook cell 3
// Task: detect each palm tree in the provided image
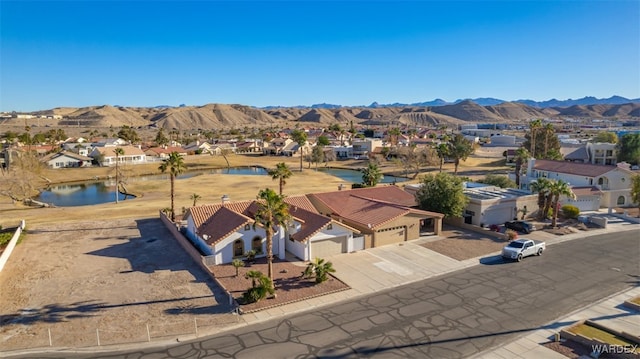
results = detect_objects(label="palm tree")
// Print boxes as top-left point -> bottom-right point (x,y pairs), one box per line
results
448,134 -> 475,175
190,193 -> 202,207
268,162 -> 293,196
435,143 -> 450,173
549,180 -> 576,227
243,270 -> 274,303
302,257 -> 337,284
290,129 -> 307,172
543,123 -> 555,156
254,188 -> 291,283
114,147 -> 125,204
360,162 -> 383,187
528,119 -> 542,158
530,178 -> 552,220
514,147 -> 530,188
158,152 -> 187,221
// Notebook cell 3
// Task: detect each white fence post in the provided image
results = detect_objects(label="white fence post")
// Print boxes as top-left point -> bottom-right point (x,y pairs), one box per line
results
194,318 -> 198,337
48,328 -> 52,347
146,324 -> 151,342
96,328 -> 100,346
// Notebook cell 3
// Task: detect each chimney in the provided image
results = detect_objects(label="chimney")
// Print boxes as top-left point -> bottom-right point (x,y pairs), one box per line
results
221,194 -> 230,205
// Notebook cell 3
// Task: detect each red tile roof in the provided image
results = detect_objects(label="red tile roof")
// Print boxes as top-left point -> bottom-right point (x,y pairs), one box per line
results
571,186 -> 604,197
533,160 -> 619,177
307,186 -> 443,230
199,206 -> 252,245
187,195 -> 330,245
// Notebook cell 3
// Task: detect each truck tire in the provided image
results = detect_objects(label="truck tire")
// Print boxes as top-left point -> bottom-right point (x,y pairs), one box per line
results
517,254 -> 523,262
537,248 -> 543,256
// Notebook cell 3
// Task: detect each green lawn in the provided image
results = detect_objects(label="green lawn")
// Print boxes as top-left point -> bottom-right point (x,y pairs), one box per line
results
568,323 -> 639,351
0,232 -> 13,247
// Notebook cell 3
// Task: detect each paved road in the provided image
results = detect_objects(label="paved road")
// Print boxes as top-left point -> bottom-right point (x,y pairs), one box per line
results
13,232 -> 640,359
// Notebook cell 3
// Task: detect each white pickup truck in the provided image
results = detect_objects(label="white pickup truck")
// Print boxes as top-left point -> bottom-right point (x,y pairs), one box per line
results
501,239 -> 545,262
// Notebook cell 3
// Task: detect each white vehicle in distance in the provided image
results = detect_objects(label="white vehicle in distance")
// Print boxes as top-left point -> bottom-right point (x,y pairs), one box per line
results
501,239 -> 545,262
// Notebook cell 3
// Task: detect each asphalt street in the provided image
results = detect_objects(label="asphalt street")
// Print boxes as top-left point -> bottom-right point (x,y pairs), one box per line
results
13,231 -> 640,359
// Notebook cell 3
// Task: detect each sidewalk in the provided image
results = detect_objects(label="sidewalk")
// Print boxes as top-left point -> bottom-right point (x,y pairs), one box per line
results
471,286 -> 640,359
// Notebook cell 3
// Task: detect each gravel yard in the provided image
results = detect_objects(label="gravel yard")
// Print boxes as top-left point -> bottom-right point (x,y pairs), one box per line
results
0,218 -> 235,351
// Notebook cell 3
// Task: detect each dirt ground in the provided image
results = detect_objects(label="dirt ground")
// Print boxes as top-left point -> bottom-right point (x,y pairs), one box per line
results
0,218 -> 237,351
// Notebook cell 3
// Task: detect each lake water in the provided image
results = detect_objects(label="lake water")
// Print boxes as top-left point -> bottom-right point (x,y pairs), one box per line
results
35,166 -> 404,207
317,168 -> 407,184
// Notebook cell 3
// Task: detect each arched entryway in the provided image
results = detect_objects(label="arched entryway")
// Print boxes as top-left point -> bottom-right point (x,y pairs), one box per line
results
233,239 -> 244,257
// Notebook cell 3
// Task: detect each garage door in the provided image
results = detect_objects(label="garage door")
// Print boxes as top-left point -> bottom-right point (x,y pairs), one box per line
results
310,237 -> 346,259
375,227 -> 405,247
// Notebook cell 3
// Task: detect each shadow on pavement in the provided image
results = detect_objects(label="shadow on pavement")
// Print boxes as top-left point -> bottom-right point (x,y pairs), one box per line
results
479,255 -> 510,265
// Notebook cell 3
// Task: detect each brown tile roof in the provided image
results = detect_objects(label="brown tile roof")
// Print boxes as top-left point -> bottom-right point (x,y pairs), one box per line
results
187,196 -> 330,245
307,186 -> 442,230
571,186 -> 604,197
534,159 -> 617,177
199,206 -> 252,245
284,195 -> 319,213
288,207 -> 332,243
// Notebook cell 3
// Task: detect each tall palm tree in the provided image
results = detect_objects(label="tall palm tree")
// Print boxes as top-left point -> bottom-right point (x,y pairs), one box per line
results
290,129 -> 307,172
549,180 -> 576,227
530,178 -> 552,220
268,162 -> 293,196
448,134 -> 475,175
543,123 -> 555,157
528,119 -> 542,158
254,188 -> 291,284
114,147 -> 125,204
158,152 -> 187,221
435,143 -> 450,173
360,162 -> 383,187
514,147 -> 530,188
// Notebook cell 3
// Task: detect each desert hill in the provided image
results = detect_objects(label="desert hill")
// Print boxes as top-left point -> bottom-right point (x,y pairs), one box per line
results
8,100 -> 639,131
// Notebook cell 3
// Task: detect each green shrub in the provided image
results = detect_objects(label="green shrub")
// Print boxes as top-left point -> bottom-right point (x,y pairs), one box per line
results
561,204 -> 580,219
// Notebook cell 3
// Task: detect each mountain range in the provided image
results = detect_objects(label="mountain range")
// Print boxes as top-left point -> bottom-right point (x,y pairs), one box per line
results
3,96 -> 638,131
301,95 -> 640,109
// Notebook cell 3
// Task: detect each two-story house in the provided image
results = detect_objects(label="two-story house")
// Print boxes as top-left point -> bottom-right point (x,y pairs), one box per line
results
521,159 -> 635,210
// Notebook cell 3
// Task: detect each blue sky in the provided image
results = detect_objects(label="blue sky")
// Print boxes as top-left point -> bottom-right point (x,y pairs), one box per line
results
1,0 -> 639,112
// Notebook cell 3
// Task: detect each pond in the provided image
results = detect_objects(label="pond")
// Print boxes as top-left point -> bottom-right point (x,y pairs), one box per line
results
317,168 -> 407,184
35,166 -> 268,207
35,166 -> 404,207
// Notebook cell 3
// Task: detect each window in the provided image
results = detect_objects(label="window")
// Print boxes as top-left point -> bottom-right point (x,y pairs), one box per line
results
617,196 -> 625,205
598,178 -> 604,185
327,223 -> 333,230
244,224 -> 251,231
252,236 -> 262,253
233,239 -> 244,257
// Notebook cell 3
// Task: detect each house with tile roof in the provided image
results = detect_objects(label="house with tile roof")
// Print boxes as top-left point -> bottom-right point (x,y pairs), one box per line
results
42,151 -> 93,168
183,195 -> 361,264
306,186 -> 444,249
89,145 -> 146,166
522,159 -> 635,210
144,146 -> 188,158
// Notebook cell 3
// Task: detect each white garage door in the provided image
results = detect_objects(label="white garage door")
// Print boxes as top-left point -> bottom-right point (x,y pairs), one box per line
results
310,236 -> 346,259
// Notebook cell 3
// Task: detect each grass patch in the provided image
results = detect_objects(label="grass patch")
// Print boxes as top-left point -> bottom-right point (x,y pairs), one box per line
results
0,232 -> 13,247
567,323 -> 638,350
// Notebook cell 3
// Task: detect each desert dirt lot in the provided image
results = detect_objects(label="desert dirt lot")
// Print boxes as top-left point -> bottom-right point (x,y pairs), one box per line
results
0,218 -> 238,351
